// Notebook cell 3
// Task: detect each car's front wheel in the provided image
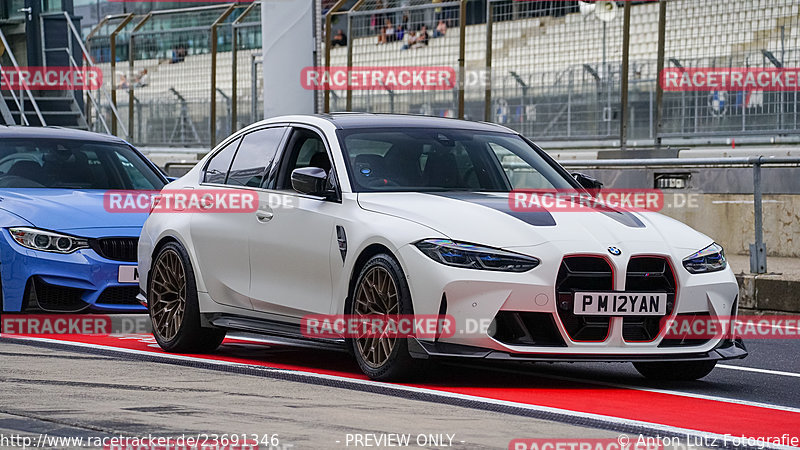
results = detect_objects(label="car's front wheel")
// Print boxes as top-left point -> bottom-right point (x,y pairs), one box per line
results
148,242 -> 225,353
347,253 -> 423,381
633,360 -> 717,381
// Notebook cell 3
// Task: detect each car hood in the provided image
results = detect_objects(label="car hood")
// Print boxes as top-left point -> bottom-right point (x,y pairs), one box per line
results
357,192 -> 712,252
0,189 -> 148,237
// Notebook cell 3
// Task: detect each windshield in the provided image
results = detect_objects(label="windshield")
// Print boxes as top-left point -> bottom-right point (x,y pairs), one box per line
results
0,138 -> 166,190
337,128 -> 575,193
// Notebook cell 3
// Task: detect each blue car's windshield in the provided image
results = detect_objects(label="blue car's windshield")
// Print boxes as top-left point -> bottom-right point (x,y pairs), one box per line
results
0,139 -> 165,190
337,128 -> 575,193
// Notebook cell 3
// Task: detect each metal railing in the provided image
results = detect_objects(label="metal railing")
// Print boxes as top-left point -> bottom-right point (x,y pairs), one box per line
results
62,11 -> 128,137
86,3 -> 261,148
558,156 -> 800,274
0,27 -> 46,126
323,0 -> 800,145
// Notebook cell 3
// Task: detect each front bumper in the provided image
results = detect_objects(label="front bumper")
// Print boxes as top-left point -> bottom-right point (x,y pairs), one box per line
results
0,231 -> 145,312
398,241 -> 743,359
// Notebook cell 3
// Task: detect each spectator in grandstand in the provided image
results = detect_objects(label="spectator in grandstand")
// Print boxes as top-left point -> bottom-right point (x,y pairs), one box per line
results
134,69 -> 149,88
332,29 -> 347,47
171,45 -> 186,64
417,25 -> 430,46
401,30 -> 417,50
397,14 -> 410,41
434,20 -> 447,38
377,18 -> 397,44
117,73 -> 129,90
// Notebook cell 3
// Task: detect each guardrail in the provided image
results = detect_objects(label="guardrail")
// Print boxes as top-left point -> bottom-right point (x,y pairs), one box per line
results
557,156 -> 800,274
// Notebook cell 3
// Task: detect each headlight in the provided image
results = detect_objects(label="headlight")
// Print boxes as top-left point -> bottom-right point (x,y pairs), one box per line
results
683,243 -> 726,274
9,227 -> 89,254
415,239 -> 539,272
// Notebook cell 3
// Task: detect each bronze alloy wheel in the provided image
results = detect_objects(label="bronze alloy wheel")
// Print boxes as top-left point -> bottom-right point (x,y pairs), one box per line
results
353,265 -> 400,368
149,248 -> 187,341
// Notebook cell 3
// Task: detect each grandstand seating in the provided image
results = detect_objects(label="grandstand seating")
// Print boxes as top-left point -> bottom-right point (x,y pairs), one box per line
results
95,0 -> 800,121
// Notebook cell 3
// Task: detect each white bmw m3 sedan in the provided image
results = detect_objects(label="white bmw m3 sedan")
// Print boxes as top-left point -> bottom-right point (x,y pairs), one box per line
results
138,113 -> 746,380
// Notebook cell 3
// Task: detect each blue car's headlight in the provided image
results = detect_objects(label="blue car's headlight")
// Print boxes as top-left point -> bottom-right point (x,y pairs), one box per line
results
9,227 -> 89,254
415,239 -> 539,272
682,243 -> 726,274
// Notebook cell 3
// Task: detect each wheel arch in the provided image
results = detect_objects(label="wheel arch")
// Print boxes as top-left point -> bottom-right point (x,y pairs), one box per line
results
147,233 -> 206,294
345,243 -> 414,315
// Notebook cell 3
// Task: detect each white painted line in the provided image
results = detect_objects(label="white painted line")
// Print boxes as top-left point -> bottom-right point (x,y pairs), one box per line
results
2,335 -> 797,450
474,364 -> 800,415
718,364 -> 800,379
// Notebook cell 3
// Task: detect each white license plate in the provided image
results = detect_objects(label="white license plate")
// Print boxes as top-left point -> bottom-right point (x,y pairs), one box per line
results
573,292 -> 668,316
118,266 -> 139,283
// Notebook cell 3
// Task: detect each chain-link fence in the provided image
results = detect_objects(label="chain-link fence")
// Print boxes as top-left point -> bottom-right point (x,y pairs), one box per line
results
328,1 -> 464,116
79,0 -> 800,148
661,0 -> 800,137
324,0 -> 800,145
87,3 -> 261,148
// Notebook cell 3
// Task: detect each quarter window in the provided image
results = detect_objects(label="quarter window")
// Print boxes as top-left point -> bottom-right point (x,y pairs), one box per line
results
203,138 -> 240,184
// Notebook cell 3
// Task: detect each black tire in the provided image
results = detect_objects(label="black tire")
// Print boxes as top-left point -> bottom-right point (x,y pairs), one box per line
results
347,253 -> 423,381
148,242 -> 225,353
633,360 -> 717,381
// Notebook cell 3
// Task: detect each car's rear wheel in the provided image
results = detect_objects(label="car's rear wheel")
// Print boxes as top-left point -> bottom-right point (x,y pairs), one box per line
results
348,253 -> 422,381
633,360 -> 717,380
149,242 -> 225,353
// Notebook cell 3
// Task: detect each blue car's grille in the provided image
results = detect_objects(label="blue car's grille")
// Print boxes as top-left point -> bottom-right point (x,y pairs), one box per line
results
32,278 -> 88,312
90,238 -> 138,262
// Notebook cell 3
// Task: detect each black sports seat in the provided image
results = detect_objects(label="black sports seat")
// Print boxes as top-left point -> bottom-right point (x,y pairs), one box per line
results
309,151 -> 332,173
423,150 -> 460,188
7,161 -> 45,184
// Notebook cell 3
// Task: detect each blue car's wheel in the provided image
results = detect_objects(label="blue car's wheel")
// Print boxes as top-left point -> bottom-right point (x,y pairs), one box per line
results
149,242 -> 225,353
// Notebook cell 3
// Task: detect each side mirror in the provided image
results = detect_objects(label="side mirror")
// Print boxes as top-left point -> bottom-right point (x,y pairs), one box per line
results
572,172 -> 603,191
291,167 -> 335,197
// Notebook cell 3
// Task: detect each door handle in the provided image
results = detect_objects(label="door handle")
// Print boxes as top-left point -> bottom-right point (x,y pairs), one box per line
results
255,209 -> 274,223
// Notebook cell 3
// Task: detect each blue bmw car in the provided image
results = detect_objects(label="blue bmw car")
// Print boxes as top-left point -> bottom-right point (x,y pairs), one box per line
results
0,127 -> 168,312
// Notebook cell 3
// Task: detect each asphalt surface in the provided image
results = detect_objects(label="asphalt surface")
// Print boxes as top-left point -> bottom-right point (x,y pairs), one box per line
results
1,322 -> 798,449
0,340 -> 622,450
482,339 -> 800,410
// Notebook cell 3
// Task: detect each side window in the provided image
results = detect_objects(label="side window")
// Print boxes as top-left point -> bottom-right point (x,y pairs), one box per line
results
277,129 -> 331,189
226,127 -> 286,188
203,138 -> 240,184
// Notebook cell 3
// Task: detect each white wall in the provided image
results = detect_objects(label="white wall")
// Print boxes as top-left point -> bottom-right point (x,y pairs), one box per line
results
261,0 -> 316,118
